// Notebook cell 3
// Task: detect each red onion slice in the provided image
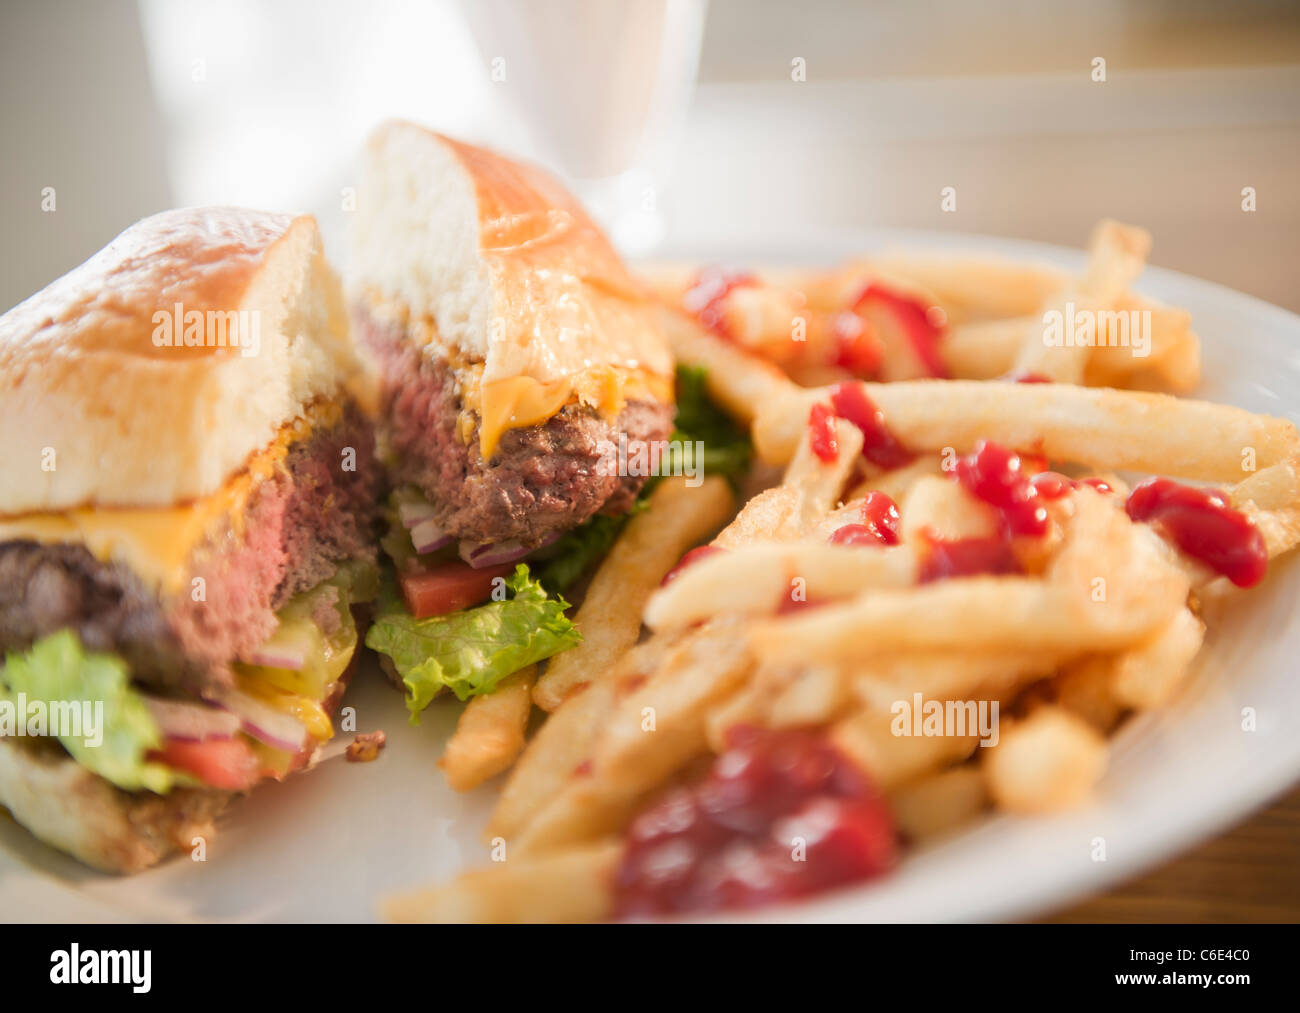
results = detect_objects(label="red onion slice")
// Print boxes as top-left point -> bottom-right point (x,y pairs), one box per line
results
398,499 -> 439,529
144,698 -> 241,742
411,518 -> 453,555
459,538 -> 531,568
214,688 -> 310,753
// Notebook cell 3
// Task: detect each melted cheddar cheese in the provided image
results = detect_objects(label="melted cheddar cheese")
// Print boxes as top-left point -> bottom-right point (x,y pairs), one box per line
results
0,404 -> 339,594
476,366 -> 674,459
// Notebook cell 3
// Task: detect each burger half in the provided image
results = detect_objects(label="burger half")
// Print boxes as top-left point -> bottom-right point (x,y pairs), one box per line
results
0,208 -> 381,872
350,124 -> 692,714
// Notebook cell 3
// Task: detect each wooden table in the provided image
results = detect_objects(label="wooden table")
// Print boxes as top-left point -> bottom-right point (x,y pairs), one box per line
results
1045,784 -> 1300,922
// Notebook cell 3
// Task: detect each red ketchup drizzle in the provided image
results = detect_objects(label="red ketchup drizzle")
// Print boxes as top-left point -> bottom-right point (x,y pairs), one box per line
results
954,440 -> 1048,538
1003,371 -> 1052,384
829,491 -> 901,547
661,545 -> 725,587
1125,478 -> 1267,588
683,267 -> 758,340
807,402 -> 840,462
918,440 -> 1059,582
1031,471 -> 1113,500
613,726 -> 896,918
829,382 -> 915,470
829,310 -> 884,378
851,283 -> 949,379
918,533 -> 1021,583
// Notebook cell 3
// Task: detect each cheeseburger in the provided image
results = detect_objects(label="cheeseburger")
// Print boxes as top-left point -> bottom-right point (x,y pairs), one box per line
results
350,124 -> 685,713
0,208 -> 381,872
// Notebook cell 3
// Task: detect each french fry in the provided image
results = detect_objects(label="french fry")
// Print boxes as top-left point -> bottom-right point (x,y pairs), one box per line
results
709,418 -> 864,550
1231,457 -> 1300,558
516,620 -> 754,855
488,635 -> 678,841
764,663 -> 853,729
844,455 -> 943,504
863,253 -> 1070,323
784,417 -> 864,527
1053,655 -> 1125,733
849,651 -> 1069,713
439,666 -> 537,792
942,316 -> 1032,380
383,839 -> 621,924
704,682 -> 767,753
889,767 -> 988,842
944,300 -> 1201,393
1012,220 -> 1151,383
533,476 -> 735,711
1046,488 -> 1194,639
644,542 -> 917,631
751,569 -> 1177,665
752,380 -> 1299,480
829,707 -> 979,791
983,706 -> 1107,813
1109,607 -> 1204,710
898,474 -> 997,543
654,303 -> 798,425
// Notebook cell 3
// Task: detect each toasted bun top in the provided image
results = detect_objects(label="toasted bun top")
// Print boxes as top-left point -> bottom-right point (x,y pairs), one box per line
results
351,122 -> 674,393
0,208 -> 358,514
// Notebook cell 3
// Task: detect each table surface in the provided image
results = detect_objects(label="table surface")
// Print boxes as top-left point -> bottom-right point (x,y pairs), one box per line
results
1045,783 -> 1300,923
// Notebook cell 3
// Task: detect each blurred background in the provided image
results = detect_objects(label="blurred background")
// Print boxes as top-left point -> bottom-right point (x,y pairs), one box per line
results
2,0 -> 1299,315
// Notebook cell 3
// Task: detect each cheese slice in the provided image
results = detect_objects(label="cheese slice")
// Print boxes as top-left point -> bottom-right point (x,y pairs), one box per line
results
0,406 -> 335,594
477,367 -> 674,459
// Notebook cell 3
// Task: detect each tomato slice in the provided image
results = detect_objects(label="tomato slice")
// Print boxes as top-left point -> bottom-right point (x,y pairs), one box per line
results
398,560 -> 516,619
151,738 -> 262,791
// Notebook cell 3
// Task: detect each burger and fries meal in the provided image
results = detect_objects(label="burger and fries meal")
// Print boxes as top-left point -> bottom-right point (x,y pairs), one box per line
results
1,122 -> 1297,922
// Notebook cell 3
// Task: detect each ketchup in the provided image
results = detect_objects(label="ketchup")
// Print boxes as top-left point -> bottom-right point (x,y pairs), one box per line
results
683,267 -> 758,340
850,283 -> 949,379
829,382 -> 915,470
1003,371 -> 1052,384
661,545 -> 725,587
918,533 -> 1021,583
915,440 -> 1057,581
1030,471 -> 1113,500
613,726 -> 896,918
808,402 -> 840,462
829,491 -> 901,547
954,440 -> 1048,537
1125,478 -> 1267,588
829,310 -> 884,378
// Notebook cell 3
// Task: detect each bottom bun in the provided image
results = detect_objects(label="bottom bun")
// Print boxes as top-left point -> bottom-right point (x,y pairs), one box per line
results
0,737 -> 231,875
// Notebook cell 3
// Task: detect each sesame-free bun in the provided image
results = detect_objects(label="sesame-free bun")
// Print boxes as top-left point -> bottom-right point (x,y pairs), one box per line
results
349,122 -> 673,390
0,207 -> 358,514
0,737 -> 230,874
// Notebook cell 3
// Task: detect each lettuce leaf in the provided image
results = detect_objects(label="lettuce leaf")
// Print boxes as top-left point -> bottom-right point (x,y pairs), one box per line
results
535,503 -> 646,594
0,630 -> 177,794
365,564 -> 581,720
670,364 -> 752,487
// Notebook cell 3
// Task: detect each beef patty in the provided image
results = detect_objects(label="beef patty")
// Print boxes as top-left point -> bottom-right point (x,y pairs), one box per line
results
0,405 -> 381,698
358,308 -> 674,545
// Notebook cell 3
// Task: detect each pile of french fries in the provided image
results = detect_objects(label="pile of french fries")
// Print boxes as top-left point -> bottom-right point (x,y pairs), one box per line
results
385,221 -> 1300,923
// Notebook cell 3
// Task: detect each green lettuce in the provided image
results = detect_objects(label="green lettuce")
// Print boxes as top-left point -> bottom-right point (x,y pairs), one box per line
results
0,630 -> 177,793
535,502 -> 647,594
669,364 -> 752,488
366,564 -> 582,720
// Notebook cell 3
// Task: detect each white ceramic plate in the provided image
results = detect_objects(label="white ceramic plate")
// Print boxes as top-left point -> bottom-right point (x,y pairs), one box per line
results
3,229 -> 1298,923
